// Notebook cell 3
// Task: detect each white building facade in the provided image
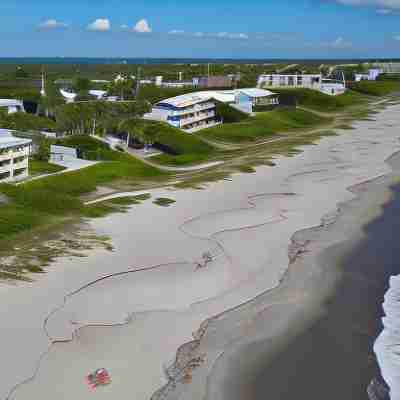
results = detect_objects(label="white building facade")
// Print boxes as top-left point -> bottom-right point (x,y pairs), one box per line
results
0,99 -> 25,114
0,130 -> 31,182
258,74 -> 346,96
144,93 -> 222,133
258,74 -> 323,89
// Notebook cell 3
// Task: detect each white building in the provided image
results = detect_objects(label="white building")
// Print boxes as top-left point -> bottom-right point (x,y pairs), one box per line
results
258,74 -> 323,90
234,88 -> 279,113
257,74 -> 346,96
144,93 -> 222,133
0,99 -> 25,114
0,129 -> 31,182
355,69 -> 382,82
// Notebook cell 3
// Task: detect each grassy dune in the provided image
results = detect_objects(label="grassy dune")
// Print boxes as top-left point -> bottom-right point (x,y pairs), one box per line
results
200,108 -> 331,144
349,81 -> 400,96
271,88 -> 367,112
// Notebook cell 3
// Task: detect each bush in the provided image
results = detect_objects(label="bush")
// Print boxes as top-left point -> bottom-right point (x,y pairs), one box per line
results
215,102 -> 248,123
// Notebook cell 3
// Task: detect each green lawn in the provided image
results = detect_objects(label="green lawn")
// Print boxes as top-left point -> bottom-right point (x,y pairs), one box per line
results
0,142 -> 166,243
140,121 -> 218,166
199,108 -> 331,144
271,88 -> 367,112
29,160 -> 66,175
349,81 -> 400,96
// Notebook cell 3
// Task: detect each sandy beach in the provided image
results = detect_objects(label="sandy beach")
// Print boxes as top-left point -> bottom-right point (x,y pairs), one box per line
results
2,103 -> 400,400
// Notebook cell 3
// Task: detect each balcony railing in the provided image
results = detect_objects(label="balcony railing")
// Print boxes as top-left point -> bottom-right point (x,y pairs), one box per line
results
180,111 -> 216,127
170,102 -> 215,116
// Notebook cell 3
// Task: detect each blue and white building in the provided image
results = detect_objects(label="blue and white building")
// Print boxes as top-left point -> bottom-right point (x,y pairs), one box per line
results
0,129 -> 31,182
234,88 -> 279,113
144,93 -> 222,132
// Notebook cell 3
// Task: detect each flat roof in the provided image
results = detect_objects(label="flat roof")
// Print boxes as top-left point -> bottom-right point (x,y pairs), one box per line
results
238,88 -> 277,98
156,93 -> 213,108
0,129 -> 32,150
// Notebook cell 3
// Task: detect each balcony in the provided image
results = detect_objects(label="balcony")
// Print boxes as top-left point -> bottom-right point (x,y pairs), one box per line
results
0,165 -> 11,174
0,152 -> 13,162
170,102 -> 215,116
180,111 -> 216,127
183,119 -> 222,133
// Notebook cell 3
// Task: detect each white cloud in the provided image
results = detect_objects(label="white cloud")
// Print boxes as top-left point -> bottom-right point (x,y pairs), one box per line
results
194,32 -> 204,37
87,19 -> 111,32
393,34 -> 400,40
168,29 -> 185,35
330,36 -> 353,48
38,19 -> 68,30
133,19 -> 151,33
215,32 -> 249,39
333,0 -> 400,10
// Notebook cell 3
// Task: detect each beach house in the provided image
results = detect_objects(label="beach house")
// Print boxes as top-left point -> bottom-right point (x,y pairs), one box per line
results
144,93 -> 222,132
0,129 -> 31,182
234,88 -> 279,113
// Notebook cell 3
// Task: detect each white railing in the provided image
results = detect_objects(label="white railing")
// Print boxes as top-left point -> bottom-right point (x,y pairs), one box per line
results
180,111 -> 216,127
170,102 -> 215,116
0,153 -> 12,162
184,120 -> 222,133
0,165 -> 11,174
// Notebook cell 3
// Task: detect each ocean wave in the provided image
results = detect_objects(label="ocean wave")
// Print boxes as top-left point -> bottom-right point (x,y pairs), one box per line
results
374,275 -> 400,400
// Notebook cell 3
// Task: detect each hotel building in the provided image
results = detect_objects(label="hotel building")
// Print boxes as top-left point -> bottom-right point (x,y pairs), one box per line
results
0,130 -> 31,182
144,93 -> 222,132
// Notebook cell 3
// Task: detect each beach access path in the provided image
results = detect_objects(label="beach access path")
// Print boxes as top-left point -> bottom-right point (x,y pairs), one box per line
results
2,104 -> 400,400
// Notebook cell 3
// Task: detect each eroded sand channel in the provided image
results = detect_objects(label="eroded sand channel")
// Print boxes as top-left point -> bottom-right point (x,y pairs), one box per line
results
3,104 -> 400,400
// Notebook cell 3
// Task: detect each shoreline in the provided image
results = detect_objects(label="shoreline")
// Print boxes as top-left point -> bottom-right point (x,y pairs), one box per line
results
3,103 -> 400,400
153,154 -> 400,400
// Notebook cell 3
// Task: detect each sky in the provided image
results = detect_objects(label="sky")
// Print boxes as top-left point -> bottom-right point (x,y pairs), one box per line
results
1,0 -> 400,58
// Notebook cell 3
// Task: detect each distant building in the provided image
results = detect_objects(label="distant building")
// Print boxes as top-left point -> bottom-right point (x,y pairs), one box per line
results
257,74 -> 322,89
0,99 -> 25,114
234,88 -> 279,114
50,145 -> 78,163
0,129 -> 31,182
355,69 -> 382,82
258,74 -> 346,96
193,76 -> 233,88
144,93 -> 222,133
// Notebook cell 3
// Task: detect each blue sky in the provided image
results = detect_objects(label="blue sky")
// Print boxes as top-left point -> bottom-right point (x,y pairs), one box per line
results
1,0 -> 400,58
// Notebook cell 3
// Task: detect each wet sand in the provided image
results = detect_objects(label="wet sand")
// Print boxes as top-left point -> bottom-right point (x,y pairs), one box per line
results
206,175 -> 400,400
3,104 -> 400,400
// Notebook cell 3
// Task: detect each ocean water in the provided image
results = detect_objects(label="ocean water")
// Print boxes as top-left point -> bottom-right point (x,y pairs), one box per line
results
226,182 -> 400,400
375,275 -> 400,400
0,57 -> 399,65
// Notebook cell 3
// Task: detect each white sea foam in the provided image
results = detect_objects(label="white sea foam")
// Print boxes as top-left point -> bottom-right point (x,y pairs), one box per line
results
375,275 -> 400,400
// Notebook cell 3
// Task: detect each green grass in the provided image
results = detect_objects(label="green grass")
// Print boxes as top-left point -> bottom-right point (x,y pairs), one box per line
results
153,197 -> 176,207
349,81 -> 400,96
141,121 -> 217,166
271,88 -> 366,112
200,108 -> 331,144
82,193 -> 152,218
29,160 -> 66,175
0,143 -> 166,245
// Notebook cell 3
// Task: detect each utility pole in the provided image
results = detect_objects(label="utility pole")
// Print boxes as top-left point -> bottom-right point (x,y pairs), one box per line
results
40,66 -> 46,97
135,67 -> 141,99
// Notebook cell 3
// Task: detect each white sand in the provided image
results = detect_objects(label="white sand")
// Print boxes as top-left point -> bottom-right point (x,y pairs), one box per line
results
2,105 -> 400,400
